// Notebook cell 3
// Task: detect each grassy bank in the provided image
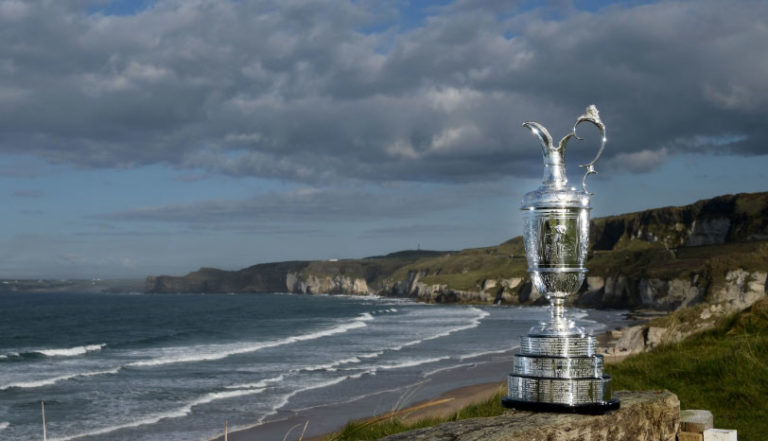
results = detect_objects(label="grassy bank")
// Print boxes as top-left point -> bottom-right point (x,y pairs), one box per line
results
324,388 -> 506,441
607,298 -> 768,441
325,298 -> 768,441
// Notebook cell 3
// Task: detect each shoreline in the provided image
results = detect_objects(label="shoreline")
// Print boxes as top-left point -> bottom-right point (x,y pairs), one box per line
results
302,381 -> 506,441
207,348 -> 520,441
209,308 -> 638,441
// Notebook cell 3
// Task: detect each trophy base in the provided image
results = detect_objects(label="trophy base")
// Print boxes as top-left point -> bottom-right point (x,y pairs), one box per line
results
504,331 -> 619,414
500,397 -> 620,415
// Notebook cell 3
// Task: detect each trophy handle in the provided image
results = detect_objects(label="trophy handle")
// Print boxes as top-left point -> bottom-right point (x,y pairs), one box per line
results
572,105 -> 606,194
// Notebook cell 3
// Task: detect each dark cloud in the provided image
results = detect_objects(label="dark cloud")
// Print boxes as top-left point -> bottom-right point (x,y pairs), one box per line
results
1,0 -> 766,184
95,183 -> 515,225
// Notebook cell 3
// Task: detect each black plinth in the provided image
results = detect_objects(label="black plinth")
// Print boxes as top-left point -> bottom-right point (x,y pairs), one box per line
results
500,397 -> 620,415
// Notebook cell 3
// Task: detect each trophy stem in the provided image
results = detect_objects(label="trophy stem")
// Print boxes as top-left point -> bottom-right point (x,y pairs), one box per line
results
550,297 -> 566,322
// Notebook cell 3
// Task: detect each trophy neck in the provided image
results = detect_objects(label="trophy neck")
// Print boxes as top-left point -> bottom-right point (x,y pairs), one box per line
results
542,148 -> 568,188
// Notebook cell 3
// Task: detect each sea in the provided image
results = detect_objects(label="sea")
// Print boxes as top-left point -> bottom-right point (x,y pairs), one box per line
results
0,291 -> 628,441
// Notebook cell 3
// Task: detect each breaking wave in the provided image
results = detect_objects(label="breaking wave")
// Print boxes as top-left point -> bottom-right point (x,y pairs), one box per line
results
52,387 -> 268,441
0,367 -> 121,391
128,313 -> 374,368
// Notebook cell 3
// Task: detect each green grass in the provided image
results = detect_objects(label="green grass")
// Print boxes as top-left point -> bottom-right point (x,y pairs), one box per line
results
607,298 -> 768,441
324,387 -> 506,441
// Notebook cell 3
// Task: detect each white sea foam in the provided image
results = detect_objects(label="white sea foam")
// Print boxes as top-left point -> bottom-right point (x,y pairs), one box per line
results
257,375 -> 354,425
0,367 -> 120,391
458,348 -> 514,361
366,356 -> 450,373
34,343 -> 106,358
0,422 -> 8,431
422,362 -> 477,377
390,307 -> 489,351
225,374 -> 284,390
299,350 -> 384,372
128,312 -> 374,368
52,386 -> 268,441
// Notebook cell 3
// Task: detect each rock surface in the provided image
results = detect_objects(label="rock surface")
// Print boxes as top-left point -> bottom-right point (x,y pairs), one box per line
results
377,390 -> 680,441
680,409 -> 714,434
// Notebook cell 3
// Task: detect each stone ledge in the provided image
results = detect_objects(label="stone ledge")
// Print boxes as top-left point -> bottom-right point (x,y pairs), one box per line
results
378,390 -> 680,441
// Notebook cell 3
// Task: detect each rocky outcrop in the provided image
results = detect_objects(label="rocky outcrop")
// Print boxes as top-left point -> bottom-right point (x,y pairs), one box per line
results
390,270 -> 429,297
390,276 -> 544,305
606,292 -> 768,357
285,272 -> 369,295
577,269 -> 766,312
577,275 -> 707,311
710,270 -> 767,310
378,390 -> 680,441
591,192 -> 768,250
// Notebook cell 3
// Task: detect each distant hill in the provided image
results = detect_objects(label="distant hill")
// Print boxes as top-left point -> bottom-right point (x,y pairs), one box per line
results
0,278 -> 144,294
146,192 -> 768,312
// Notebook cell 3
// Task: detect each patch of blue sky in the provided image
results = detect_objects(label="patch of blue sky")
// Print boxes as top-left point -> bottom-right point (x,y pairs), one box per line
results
0,156 -> 296,235
87,0 -> 157,17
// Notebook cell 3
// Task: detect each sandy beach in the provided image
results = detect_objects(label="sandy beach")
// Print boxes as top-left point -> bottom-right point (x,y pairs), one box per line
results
208,310 -> 634,441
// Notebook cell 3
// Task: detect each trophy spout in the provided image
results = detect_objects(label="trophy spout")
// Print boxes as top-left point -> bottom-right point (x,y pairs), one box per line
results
522,121 -> 569,189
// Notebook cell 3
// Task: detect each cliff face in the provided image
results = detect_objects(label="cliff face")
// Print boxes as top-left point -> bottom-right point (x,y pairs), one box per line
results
285,272 -> 369,295
145,192 -> 768,312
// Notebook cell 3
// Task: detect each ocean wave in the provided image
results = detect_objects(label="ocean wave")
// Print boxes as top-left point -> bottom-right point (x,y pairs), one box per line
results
0,422 -> 8,431
225,374 -> 284,390
457,348 -> 514,361
128,312 -> 374,368
35,344 -> 107,358
52,387 -> 268,441
0,344 -> 106,361
298,350 -> 384,373
390,307 -> 490,351
256,375 -> 355,425
0,367 -> 121,391
365,356 -> 450,373
422,362 -> 477,377
420,307 -> 489,341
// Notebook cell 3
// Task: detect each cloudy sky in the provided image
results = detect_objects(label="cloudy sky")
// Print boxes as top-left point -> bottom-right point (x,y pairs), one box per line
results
1,0 -> 766,278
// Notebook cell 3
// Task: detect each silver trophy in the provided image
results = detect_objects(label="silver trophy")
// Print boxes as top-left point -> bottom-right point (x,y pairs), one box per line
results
501,105 -> 620,413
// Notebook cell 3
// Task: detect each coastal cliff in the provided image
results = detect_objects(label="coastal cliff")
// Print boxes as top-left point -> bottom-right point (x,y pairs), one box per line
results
146,192 -> 768,312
